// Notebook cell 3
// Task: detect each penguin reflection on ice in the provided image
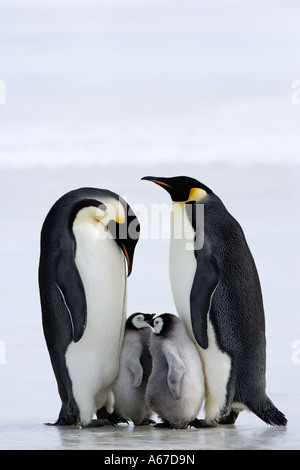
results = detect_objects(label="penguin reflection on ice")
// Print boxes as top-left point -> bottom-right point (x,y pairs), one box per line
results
142,175 -> 287,427
38,187 -> 140,426
110,312 -> 155,426
146,314 -> 205,429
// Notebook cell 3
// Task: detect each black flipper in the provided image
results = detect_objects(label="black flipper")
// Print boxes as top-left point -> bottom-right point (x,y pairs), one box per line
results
55,248 -> 87,343
190,244 -> 219,349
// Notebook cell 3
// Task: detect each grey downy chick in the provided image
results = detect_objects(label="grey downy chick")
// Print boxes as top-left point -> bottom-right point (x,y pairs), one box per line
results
111,312 -> 155,425
146,313 -> 205,429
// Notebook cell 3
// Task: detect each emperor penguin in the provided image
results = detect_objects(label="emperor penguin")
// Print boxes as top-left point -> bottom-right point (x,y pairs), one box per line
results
38,187 -> 140,426
111,312 -> 155,425
142,176 -> 287,427
145,313 -> 205,429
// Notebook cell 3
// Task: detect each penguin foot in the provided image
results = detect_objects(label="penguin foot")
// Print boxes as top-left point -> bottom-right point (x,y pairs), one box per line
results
45,415 -> 80,426
153,421 -> 175,429
138,419 -> 156,426
219,410 -> 239,425
83,418 -> 116,428
114,417 -> 130,425
189,418 -> 217,429
96,408 -> 129,425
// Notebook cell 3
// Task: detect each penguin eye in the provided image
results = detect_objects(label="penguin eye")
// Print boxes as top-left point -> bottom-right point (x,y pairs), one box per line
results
153,318 -> 163,334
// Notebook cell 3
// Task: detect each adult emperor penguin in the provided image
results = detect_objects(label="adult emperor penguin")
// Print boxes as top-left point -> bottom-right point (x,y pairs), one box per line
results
111,312 -> 155,425
145,313 -> 205,429
38,187 -> 140,426
142,176 -> 287,427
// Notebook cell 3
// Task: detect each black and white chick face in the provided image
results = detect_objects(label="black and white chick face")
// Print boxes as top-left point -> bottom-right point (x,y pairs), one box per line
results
151,313 -> 179,336
152,317 -> 164,334
127,313 -> 155,330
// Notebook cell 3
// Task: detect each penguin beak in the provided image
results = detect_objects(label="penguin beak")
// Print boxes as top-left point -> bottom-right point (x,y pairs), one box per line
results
145,314 -> 156,327
121,242 -> 133,276
142,176 -> 178,201
116,213 -> 140,277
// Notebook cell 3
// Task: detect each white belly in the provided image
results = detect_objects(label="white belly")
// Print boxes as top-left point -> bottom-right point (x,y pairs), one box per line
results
169,226 -> 197,339
169,203 -> 231,423
65,207 -> 126,425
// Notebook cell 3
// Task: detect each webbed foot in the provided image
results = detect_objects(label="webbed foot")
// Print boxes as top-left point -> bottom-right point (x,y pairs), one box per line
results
219,409 -> 239,425
96,407 -> 129,425
153,420 -> 174,429
44,415 -> 80,427
189,418 -> 217,428
83,418 -> 115,428
138,419 -> 156,426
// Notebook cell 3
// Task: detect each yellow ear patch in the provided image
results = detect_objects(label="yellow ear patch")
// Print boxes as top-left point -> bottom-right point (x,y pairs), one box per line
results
188,187 -> 207,202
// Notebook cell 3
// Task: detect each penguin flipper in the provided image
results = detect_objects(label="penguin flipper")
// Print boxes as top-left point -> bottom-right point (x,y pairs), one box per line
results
126,343 -> 144,387
163,341 -> 186,399
190,247 -> 219,349
56,248 -> 87,343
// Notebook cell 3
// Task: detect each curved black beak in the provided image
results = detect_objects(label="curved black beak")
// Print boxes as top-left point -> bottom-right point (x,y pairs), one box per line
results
115,211 -> 140,277
121,242 -> 132,276
141,175 -> 177,201
142,176 -> 173,189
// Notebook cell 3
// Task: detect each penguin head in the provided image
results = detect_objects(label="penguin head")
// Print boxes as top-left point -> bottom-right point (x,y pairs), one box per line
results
127,313 -> 156,330
150,313 -> 180,336
142,176 -> 211,203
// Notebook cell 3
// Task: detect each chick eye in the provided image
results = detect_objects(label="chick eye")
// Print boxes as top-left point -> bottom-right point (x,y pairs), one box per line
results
134,315 -> 144,322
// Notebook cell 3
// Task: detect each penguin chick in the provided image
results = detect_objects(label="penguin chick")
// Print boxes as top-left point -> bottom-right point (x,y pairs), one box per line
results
145,313 -> 205,429
111,313 -> 155,425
